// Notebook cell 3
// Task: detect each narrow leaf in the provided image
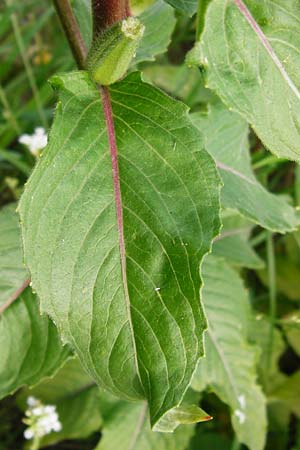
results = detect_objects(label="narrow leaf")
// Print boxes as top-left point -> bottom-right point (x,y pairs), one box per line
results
192,255 -> 267,450
192,101 -> 300,232
199,0 -> 300,161
19,71 -> 221,430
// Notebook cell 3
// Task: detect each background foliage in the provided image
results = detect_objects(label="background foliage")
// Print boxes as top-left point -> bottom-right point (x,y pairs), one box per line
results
0,0 -> 300,449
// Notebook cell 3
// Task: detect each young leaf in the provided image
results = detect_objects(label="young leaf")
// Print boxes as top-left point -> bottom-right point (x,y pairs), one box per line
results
0,287 -> 70,399
19,71 -> 221,430
0,203 -> 28,307
213,212 -> 264,269
198,0 -> 300,161
192,255 -> 267,450
20,359 -> 101,446
192,101 -> 300,232
96,393 -> 195,450
134,0 -> 176,64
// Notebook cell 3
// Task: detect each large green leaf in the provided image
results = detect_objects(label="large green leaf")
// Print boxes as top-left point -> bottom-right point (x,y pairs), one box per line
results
164,0 -> 197,15
134,0 -> 176,64
213,211 -> 264,269
0,203 -> 28,308
192,255 -> 266,450
96,392 -> 195,450
19,71 -> 221,430
198,0 -> 300,161
192,101 -> 300,232
0,287 -> 70,399
21,359 -> 101,446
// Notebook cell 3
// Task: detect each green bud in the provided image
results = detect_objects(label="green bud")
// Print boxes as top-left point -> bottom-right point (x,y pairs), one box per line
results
87,17 -> 145,86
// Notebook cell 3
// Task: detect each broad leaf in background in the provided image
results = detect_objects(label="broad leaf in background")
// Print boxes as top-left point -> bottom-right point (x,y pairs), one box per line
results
199,0 -> 300,162
134,0 -> 176,64
0,203 -> 28,307
213,211 -> 264,269
96,391 -> 195,450
164,0 -> 197,16
0,287 -> 70,399
269,372 -> 300,418
249,315 -> 285,391
19,71 -> 221,430
192,101 -> 300,232
143,64 -> 214,108
192,255 -> 266,450
20,359 -> 101,446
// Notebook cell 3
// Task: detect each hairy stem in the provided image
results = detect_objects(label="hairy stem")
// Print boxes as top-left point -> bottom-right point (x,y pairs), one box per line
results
53,0 -> 87,69
92,0 -> 129,36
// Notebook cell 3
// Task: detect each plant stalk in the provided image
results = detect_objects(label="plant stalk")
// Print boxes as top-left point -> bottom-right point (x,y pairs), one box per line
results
91,0 -> 129,37
53,0 -> 87,69
265,232 -> 276,383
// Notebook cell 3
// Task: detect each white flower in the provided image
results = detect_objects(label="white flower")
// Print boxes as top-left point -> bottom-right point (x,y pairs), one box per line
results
24,428 -> 34,440
19,127 -> 47,156
23,396 -> 62,440
27,396 -> 38,407
234,409 -> 246,424
238,394 -> 246,409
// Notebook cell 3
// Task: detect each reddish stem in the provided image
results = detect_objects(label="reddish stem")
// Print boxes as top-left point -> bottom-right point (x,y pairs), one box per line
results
53,0 -> 87,69
100,87 -> 128,289
92,0 -> 129,36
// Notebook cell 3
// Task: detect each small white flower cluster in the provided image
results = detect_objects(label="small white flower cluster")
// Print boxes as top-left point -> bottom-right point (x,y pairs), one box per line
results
19,127 -> 47,157
23,396 -> 62,440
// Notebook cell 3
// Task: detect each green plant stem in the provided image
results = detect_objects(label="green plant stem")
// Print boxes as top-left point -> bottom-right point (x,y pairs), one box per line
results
196,0 -> 210,40
0,82 -> 21,134
252,155 -> 285,170
265,232 -> 276,382
53,0 -> 87,69
250,230 -> 267,247
30,435 -> 41,450
5,0 -> 48,128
